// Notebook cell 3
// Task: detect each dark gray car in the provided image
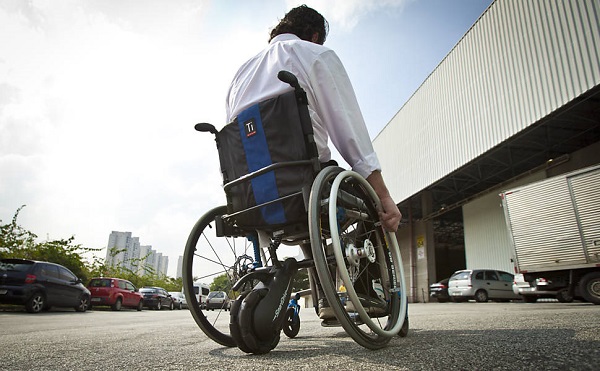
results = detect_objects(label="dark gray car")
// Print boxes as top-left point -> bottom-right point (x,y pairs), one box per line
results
0,258 -> 91,313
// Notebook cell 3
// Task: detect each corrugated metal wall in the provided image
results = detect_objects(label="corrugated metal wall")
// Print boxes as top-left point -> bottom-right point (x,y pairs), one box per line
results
462,172 -> 545,273
374,0 -> 600,203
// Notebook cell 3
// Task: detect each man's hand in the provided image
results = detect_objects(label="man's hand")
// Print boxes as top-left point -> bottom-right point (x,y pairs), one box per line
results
378,195 -> 402,232
366,170 -> 401,232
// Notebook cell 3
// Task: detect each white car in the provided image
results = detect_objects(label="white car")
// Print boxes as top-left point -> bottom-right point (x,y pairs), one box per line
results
169,292 -> 188,309
448,269 -> 520,302
205,291 -> 230,310
512,273 -> 577,303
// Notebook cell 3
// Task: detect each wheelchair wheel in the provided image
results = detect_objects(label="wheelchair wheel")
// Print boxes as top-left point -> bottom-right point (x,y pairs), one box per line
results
309,167 -> 407,349
183,205 -> 259,347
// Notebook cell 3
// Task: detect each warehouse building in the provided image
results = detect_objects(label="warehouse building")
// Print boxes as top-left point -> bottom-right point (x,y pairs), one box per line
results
374,0 -> 600,302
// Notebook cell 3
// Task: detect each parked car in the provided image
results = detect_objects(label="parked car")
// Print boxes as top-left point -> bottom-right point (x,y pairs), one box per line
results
0,258 -> 90,313
205,291 -> 230,310
429,278 -> 450,302
87,278 -> 144,311
169,291 -> 187,309
512,273 -> 583,303
448,269 -> 520,302
139,287 -> 174,310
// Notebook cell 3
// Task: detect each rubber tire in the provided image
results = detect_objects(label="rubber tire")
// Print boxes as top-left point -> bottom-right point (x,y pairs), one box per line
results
309,167 -> 404,349
75,295 -> 90,312
282,307 -> 300,338
229,291 -> 255,354
237,289 -> 279,354
556,288 -> 574,303
169,301 -> 174,310
111,298 -> 122,311
475,290 -> 489,303
183,206 -> 257,348
579,272 -> 600,304
156,300 -> 161,310
25,292 -> 45,313
137,300 -> 143,311
398,317 -> 409,338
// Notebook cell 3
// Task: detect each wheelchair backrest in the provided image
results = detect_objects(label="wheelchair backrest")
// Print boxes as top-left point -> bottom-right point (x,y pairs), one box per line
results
216,81 -> 319,231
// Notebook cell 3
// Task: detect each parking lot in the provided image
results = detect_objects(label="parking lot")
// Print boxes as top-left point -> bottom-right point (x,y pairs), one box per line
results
1,301 -> 599,370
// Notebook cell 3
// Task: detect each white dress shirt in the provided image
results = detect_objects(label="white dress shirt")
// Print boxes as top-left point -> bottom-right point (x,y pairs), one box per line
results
225,33 -> 381,179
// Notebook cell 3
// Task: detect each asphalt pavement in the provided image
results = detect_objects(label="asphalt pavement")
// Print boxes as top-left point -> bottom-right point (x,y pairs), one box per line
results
1,301 -> 598,370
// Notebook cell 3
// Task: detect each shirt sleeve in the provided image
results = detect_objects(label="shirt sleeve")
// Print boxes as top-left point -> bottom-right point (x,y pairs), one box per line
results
307,50 -> 381,178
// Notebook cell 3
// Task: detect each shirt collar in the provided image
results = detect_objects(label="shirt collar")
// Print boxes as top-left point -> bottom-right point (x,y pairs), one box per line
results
270,33 -> 301,44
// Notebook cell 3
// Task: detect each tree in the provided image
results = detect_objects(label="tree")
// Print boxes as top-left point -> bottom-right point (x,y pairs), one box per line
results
0,206 -> 101,282
211,273 -> 231,292
292,268 -> 309,292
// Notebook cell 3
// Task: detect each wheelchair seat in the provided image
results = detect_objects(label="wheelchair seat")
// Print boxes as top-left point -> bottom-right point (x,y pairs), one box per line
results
214,74 -> 320,236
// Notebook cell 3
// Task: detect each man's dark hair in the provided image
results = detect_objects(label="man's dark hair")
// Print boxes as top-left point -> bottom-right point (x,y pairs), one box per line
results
269,5 -> 329,44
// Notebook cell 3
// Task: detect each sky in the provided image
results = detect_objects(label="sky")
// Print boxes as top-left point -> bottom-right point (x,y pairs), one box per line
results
0,0 -> 493,278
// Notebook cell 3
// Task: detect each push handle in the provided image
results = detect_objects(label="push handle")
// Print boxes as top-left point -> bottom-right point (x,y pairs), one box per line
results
195,122 -> 218,134
278,70 -> 300,89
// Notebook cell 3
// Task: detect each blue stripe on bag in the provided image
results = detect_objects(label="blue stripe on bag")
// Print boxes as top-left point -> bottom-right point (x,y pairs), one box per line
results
237,104 -> 286,224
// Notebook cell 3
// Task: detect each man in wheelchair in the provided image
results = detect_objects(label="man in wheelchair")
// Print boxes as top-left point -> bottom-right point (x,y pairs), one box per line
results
226,4 -> 401,317
184,5 -> 407,354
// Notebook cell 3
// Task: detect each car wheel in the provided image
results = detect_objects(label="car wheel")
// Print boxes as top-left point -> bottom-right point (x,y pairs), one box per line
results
75,295 -> 90,312
111,298 -> 123,311
137,300 -> 143,311
556,288 -> 574,303
156,300 -> 162,310
25,292 -> 45,313
475,290 -> 488,302
177,302 -> 182,310
169,301 -> 174,310
523,295 -> 538,303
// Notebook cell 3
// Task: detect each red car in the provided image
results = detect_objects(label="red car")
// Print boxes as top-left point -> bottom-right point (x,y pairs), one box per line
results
87,278 -> 144,311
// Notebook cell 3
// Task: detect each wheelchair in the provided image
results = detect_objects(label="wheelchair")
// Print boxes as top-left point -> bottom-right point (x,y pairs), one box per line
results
183,71 -> 408,354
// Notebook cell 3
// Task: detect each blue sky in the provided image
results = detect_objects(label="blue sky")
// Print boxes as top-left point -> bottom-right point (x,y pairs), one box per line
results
0,0 -> 493,277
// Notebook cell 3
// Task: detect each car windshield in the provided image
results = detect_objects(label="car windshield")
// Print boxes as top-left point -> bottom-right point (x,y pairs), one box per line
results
208,292 -> 223,298
140,288 -> 156,293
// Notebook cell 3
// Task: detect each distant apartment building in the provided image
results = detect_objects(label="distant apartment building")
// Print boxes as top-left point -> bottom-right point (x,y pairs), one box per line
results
176,256 -> 183,279
105,231 -> 169,277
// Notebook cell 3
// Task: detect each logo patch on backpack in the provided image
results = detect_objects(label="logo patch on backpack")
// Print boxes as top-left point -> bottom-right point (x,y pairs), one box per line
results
244,118 -> 257,137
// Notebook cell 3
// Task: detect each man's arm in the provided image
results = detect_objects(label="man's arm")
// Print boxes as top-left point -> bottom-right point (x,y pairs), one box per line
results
366,171 -> 402,232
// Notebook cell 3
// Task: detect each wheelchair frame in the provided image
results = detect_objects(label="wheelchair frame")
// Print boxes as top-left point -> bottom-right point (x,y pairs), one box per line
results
183,71 -> 407,354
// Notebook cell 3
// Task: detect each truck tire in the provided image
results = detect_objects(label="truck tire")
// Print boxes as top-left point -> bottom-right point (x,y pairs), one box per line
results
579,272 -> 600,304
